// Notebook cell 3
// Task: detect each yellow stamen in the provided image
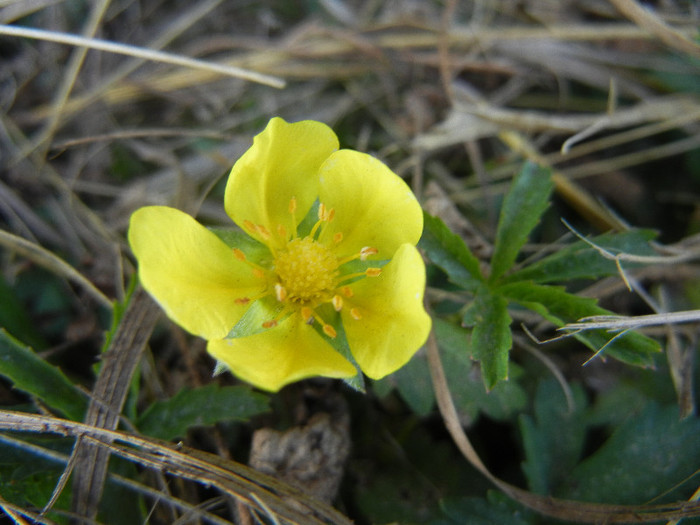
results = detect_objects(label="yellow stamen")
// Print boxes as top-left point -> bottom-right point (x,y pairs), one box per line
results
332,295 -> 343,311
232,248 -> 247,261
275,283 -> 287,302
323,324 -> 337,338
301,306 -> 314,323
365,268 -> 382,277
360,246 -> 378,260
262,320 -> 278,329
235,297 -> 250,305
342,286 -> 354,298
333,232 -> 343,243
277,223 -> 288,241
350,307 -> 362,320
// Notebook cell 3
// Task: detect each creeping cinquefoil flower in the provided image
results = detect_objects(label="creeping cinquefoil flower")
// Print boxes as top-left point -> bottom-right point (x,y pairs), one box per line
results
128,117 -> 431,391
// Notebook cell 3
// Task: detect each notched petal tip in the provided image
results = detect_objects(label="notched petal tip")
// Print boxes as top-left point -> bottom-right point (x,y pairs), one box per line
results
224,117 -> 339,241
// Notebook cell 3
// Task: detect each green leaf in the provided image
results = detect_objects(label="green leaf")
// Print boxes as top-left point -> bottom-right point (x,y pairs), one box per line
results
434,492 -> 533,525
490,162 -> 554,281
0,275 -> 46,350
465,288 -> 512,389
0,329 -> 87,421
519,379 -> 588,495
393,351 -> 435,416
419,212 -> 483,291
137,383 -> 269,440
506,229 -> 657,284
563,403 -> 700,504
499,281 -> 660,367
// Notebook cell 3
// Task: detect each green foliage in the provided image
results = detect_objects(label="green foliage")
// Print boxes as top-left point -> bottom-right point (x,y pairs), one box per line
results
433,492 -> 533,525
137,383 -> 269,440
0,329 -> 87,421
489,162 -> 554,281
419,213 -> 483,290
562,403 -> 700,504
380,319 -> 526,421
519,380 -> 588,495
420,161 -> 660,390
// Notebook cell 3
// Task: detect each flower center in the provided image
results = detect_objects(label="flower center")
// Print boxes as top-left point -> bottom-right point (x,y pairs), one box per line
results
273,237 -> 338,303
235,198 -> 382,338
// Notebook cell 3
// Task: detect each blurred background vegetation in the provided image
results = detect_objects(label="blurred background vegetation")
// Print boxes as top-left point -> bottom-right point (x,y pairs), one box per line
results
0,1 -> 699,524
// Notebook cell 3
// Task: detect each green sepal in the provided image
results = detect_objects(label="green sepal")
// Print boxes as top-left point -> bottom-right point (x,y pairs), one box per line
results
226,297 -> 287,339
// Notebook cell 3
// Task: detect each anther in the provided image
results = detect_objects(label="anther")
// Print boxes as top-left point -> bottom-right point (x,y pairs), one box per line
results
301,306 -> 314,323
323,324 -> 337,338
232,248 -> 247,261
274,283 -> 287,302
342,286 -> 354,298
262,320 -> 278,329
252,268 -> 266,279
256,224 -> 271,240
277,224 -> 288,240
333,232 -> 343,243
289,197 -> 297,214
332,295 -> 343,311
350,308 -> 362,320
318,202 -> 327,221
365,268 -> 382,277
235,297 -> 251,305
360,247 -> 378,261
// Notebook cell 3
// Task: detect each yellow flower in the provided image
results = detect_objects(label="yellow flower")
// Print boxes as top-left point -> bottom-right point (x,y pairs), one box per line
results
128,117 -> 431,391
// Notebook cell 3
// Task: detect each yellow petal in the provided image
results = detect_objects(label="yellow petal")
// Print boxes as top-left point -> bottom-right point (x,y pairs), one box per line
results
317,150 -> 423,260
207,314 -> 356,392
224,117 -> 338,247
342,243 -> 431,379
128,206 -> 261,340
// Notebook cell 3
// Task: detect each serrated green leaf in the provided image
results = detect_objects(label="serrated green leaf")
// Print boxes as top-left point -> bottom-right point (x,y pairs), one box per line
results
0,329 -> 87,421
137,383 -> 269,440
499,281 -> 660,367
506,229 -> 657,284
419,212 -> 483,291
490,162 -> 553,281
434,493 -> 533,525
519,379 -> 588,495
466,288 -> 512,389
563,403 -> 700,503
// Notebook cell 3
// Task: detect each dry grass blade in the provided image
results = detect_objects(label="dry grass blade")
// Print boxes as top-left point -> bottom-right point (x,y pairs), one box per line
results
610,0 -> 700,59
0,411 -> 354,525
0,24 -> 285,88
69,287 -> 160,521
0,229 -> 112,309
562,310 -> 700,332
